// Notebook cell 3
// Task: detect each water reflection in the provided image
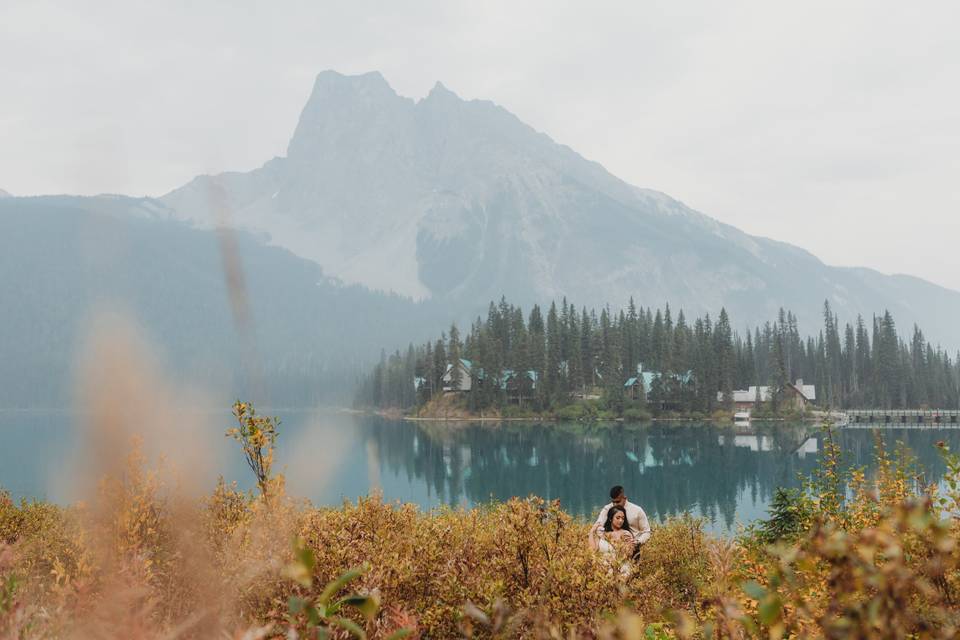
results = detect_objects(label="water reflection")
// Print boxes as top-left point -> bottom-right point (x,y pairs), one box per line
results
4,411 -> 960,535
367,420 -> 813,532
356,418 -> 960,534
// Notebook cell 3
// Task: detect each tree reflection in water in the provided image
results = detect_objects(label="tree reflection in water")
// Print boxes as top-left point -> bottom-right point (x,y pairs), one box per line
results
365,418 -> 960,534
4,412 -> 960,534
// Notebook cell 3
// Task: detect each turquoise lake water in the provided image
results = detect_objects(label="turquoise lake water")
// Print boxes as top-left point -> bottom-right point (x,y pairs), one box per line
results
3,410 -> 958,534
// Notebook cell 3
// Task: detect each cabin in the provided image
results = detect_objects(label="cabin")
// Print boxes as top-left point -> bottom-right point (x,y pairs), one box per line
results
442,358 -> 475,392
501,369 -> 538,405
625,365 -> 693,409
624,377 -> 643,401
623,370 -> 655,401
726,386 -> 770,410
721,380 -> 816,410
785,380 -> 816,410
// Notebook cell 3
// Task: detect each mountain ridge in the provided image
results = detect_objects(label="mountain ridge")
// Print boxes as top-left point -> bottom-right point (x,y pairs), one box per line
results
154,70 -> 959,348
0,194 -> 444,407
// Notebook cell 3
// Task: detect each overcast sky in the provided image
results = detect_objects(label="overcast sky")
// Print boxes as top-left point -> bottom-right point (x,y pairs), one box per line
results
2,0 -> 958,291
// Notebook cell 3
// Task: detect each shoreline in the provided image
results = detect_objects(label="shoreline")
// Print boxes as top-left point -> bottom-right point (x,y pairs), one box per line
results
395,412 -> 818,424
359,404 -> 828,425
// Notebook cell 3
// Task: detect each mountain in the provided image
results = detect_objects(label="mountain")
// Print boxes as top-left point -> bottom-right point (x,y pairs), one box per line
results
0,195 -> 436,408
161,71 -> 960,348
0,189 -> 11,198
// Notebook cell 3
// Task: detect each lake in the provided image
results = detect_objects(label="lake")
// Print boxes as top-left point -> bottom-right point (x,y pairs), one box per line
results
3,410 -> 958,534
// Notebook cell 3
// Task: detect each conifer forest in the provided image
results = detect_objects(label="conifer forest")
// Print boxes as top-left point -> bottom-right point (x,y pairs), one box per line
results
357,298 -> 960,414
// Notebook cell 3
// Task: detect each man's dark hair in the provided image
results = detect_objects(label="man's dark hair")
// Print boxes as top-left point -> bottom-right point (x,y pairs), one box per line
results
609,485 -> 625,501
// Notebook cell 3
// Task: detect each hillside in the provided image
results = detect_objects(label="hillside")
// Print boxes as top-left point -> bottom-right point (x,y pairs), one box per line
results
0,195 -> 436,408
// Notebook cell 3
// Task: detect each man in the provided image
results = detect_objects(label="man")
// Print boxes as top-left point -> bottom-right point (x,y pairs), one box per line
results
594,485 -> 651,545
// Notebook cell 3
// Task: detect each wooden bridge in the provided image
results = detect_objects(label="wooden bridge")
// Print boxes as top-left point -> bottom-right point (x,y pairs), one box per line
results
843,409 -> 960,428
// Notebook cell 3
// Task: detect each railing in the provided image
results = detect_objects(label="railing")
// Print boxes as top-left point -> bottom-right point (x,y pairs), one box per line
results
843,409 -> 960,428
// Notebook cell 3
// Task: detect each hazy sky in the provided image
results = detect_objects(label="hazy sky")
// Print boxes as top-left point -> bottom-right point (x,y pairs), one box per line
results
2,1 -> 958,291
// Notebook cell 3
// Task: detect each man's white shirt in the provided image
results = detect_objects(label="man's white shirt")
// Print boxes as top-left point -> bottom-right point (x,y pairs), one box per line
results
594,500 -> 651,544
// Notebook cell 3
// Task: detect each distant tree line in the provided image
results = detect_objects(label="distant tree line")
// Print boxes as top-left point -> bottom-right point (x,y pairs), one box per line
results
356,297 -> 960,414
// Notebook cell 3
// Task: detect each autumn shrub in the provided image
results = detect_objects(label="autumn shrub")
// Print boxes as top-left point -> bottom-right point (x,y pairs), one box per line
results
725,428 -> 960,638
0,543 -> 32,639
286,495 -> 630,637
0,492 -> 90,603
629,515 -> 710,618
729,498 -> 960,638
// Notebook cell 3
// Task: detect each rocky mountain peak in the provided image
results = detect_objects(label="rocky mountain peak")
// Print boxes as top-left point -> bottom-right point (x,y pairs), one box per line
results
159,70 -> 960,347
287,70 -> 411,160
423,81 -> 459,103
309,70 -> 394,100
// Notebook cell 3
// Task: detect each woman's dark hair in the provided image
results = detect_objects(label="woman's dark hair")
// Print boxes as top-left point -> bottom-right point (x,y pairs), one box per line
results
604,505 -> 628,532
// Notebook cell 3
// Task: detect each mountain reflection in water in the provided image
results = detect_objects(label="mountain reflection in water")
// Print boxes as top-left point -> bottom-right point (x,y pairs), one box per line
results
4,412 -> 960,535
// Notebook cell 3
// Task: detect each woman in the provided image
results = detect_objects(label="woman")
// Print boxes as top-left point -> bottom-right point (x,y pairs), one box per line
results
588,505 -> 633,555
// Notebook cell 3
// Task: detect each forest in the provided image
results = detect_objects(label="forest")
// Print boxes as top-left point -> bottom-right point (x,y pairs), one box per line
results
357,298 -> 960,414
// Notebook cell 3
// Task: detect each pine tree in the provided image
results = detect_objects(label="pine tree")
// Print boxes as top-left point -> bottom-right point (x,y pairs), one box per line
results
651,309 -> 664,372
770,314 -> 788,413
448,323 -> 463,390
545,302 -> 562,403
715,308 -> 734,407
566,303 -> 582,393
580,308 -> 594,389
434,336 -> 447,393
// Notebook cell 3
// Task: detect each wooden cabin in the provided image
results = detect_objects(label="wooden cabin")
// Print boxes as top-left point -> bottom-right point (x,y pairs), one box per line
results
722,380 -> 816,410
502,369 -> 538,405
442,358 -> 474,392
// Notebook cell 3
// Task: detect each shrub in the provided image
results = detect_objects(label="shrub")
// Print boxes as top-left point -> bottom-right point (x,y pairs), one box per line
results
622,406 -> 652,422
553,400 -> 603,422
500,405 -> 537,419
754,487 -> 811,545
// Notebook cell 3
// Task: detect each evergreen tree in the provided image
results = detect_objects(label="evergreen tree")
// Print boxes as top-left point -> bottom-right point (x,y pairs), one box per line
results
581,308 -> 594,389
769,314 -> 788,413
433,336 -> 447,392
448,323 -> 463,390
715,308 -> 735,408
545,302 -> 562,402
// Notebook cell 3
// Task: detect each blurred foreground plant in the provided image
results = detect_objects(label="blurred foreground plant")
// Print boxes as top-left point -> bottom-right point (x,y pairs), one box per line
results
285,536 -> 410,640
0,544 -> 30,638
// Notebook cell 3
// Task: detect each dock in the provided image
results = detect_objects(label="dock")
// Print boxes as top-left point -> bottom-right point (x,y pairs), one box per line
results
843,409 -> 960,428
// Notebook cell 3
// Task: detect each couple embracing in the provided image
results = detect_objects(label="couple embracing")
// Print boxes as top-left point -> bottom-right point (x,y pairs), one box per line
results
587,485 -> 651,562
